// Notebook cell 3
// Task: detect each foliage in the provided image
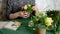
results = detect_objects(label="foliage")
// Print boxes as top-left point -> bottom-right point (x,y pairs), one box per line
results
27,4 -> 33,13
47,11 -> 60,34
28,11 -> 54,30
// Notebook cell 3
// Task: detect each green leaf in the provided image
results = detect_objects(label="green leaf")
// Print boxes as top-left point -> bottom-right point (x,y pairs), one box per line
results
27,4 -> 33,13
38,24 -> 46,28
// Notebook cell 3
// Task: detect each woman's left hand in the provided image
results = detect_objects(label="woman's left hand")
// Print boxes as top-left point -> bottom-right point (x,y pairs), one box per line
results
32,5 -> 38,11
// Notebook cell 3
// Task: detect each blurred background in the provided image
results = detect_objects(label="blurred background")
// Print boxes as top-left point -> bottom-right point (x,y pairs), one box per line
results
0,0 -> 7,21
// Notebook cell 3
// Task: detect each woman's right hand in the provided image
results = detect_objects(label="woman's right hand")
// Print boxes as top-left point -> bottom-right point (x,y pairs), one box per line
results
18,11 -> 30,18
9,11 -> 30,19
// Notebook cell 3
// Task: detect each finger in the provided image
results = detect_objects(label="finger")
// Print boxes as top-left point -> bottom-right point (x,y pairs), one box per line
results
27,14 -> 30,17
24,14 -> 28,16
22,12 -> 30,18
24,12 -> 29,14
25,14 -> 30,18
19,12 -> 24,17
23,16 -> 28,18
23,5 -> 27,10
23,14 -> 29,18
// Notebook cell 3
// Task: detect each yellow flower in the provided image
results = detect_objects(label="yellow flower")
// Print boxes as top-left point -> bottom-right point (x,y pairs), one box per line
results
15,21 -> 21,25
45,17 -> 53,26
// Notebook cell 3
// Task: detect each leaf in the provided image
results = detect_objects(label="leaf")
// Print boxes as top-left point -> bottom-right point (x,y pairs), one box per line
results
27,4 -> 33,13
38,24 -> 46,28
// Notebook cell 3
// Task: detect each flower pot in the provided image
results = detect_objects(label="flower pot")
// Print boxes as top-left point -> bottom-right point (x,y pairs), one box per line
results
36,28 -> 46,34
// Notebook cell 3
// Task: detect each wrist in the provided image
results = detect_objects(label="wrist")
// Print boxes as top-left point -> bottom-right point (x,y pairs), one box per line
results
14,13 -> 19,18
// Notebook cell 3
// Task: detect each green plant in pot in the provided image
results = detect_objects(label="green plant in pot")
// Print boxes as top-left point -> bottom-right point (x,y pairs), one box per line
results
23,11 -> 54,34
31,11 -> 54,34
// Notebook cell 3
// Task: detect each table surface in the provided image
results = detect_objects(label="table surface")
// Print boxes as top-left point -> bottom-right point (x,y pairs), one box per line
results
0,18 -> 54,34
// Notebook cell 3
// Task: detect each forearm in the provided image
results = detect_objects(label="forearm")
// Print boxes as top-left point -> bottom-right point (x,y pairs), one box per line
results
9,12 -> 19,19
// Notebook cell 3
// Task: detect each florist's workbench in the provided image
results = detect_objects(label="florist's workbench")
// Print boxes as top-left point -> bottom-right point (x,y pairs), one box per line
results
0,18 -> 54,34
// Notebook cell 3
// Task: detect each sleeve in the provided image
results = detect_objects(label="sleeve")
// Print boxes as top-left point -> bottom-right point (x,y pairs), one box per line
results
6,0 -> 13,19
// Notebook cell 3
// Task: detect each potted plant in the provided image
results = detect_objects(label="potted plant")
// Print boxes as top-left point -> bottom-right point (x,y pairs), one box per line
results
28,11 -> 54,34
35,11 -> 54,34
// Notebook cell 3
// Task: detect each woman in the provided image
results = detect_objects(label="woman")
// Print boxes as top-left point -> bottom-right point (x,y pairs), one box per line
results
6,0 -> 37,20
5,0 -> 38,34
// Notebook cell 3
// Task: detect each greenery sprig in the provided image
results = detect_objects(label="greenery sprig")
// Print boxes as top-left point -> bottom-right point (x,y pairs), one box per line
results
27,4 -> 33,13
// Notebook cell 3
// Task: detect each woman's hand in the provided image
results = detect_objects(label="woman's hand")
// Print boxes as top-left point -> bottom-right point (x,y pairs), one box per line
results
18,11 -> 30,18
9,12 -> 19,19
32,5 -> 38,11
22,5 -> 28,10
9,11 -> 30,19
